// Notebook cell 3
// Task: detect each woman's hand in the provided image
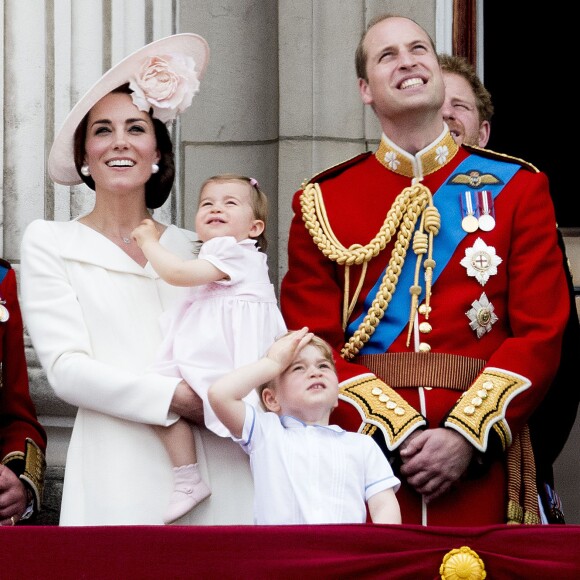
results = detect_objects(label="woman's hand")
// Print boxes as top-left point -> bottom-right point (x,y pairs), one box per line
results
170,380 -> 205,425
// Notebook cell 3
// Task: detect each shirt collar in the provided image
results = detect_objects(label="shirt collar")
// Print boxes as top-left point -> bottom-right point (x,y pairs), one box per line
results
279,415 -> 345,433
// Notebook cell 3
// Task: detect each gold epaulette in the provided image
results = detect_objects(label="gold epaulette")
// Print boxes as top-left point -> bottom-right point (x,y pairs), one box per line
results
463,143 -> 539,173
445,368 -> 531,452
339,375 -> 426,450
301,152 -> 373,189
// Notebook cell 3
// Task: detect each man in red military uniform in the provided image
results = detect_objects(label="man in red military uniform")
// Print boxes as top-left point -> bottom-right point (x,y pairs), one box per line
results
0,258 -> 47,525
280,14 -> 569,526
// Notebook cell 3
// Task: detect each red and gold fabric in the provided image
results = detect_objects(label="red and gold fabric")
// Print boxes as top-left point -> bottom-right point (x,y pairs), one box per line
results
280,130 -> 569,526
0,259 -> 47,513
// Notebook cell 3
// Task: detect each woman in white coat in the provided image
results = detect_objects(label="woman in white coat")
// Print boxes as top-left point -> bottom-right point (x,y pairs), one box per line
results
20,34 -> 254,525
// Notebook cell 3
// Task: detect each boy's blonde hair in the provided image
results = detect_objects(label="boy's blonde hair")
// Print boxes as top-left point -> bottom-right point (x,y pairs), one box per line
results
257,333 -> 336,410
198,174 -> 269,251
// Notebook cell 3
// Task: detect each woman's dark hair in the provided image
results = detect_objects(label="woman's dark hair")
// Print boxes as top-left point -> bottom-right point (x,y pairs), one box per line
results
73,83 -> 175,209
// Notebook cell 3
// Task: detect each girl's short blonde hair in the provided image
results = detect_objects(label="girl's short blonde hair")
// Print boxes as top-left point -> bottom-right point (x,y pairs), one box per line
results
198,174 -> 269,251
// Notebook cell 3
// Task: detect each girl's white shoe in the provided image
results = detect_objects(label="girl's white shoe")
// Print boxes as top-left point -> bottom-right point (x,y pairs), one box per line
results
164,463 -> 211,524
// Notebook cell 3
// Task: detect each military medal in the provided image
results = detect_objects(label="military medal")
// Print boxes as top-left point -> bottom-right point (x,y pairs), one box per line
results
0,299 -> 9,323
477,190 -> 496,231
460,191 -> 478,233
466,292 -> 498,338
460,238 -> 503,286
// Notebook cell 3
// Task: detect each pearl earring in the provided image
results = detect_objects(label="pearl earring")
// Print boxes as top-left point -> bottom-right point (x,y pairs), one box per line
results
80,164 -> 91,176
151,164 -> 159,174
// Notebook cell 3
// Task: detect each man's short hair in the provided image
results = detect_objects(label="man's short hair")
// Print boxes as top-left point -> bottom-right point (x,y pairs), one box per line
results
439,53 -> 494,124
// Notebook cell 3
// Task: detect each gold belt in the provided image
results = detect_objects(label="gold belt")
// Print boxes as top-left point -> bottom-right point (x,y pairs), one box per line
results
356,352 -> 487,391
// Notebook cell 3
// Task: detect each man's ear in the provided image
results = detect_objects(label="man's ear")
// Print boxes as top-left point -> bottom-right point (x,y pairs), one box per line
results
478,120 -> 491,148
262,387 -> 281,413
359,77 -> 373,105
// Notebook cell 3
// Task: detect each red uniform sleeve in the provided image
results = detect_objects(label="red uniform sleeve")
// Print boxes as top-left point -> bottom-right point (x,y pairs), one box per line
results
0,265 -> 47,507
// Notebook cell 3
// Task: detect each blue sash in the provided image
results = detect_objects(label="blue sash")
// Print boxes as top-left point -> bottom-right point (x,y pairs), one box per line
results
347,154 -> 520,354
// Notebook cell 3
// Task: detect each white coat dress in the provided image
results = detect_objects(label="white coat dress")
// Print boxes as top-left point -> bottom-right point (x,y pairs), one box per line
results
20,219 -> 254,525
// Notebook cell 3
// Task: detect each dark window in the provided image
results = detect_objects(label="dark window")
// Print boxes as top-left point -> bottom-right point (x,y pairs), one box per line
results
483,5 -> 576,227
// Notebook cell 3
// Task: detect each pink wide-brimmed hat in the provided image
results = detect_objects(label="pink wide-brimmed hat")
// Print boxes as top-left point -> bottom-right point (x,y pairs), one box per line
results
48,33 -> 209,185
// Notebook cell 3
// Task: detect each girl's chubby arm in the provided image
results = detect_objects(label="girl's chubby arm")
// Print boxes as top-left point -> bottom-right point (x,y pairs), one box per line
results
208,327 -> 312,439
132,218 -> 224,287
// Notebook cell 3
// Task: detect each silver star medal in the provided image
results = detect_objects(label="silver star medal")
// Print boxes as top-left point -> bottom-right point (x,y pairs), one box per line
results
0,300 -> 9,322
466,292 -> 498,338
460,237 -> 503,286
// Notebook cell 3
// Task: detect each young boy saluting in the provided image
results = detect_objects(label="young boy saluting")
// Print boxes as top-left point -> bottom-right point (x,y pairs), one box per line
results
208,327 -> 401,525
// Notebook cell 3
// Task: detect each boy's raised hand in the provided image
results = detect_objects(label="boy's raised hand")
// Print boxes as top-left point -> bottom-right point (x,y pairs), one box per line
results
266,327 -> 313,371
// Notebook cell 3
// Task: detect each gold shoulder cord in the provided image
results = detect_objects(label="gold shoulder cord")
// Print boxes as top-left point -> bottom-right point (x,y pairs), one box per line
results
300,179 -> 440,360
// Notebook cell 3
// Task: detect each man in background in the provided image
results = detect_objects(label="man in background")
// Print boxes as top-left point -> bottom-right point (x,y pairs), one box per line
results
439,53 -> 492,148
0,258 -> 47,526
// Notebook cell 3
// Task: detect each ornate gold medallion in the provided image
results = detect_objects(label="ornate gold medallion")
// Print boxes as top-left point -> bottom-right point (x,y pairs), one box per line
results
439,546 -> 486,580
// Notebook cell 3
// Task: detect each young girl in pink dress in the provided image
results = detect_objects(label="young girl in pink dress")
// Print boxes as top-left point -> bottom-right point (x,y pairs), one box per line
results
132,174 -> 286,524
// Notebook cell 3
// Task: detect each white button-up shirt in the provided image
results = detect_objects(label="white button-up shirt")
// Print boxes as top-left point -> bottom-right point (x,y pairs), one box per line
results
237,402 -> 400,524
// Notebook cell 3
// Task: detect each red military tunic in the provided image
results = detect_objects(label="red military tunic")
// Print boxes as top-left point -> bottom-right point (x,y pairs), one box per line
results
281,130 -> 569,526
0,259 -> 47,513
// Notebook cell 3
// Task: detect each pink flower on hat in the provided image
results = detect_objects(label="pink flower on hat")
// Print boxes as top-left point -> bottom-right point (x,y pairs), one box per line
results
129,53 -> 200,124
